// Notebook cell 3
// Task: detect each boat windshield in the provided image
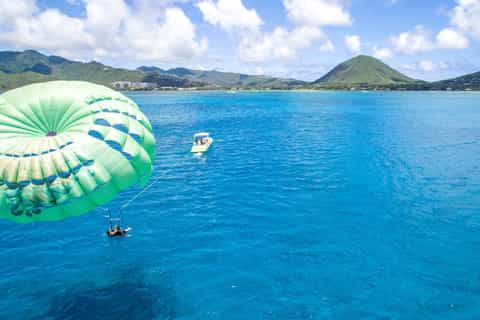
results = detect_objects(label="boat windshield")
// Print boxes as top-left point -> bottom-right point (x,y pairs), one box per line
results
194,135 -> 209,144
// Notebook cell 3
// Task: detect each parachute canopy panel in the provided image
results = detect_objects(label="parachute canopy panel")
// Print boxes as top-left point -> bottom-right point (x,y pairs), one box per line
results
0,81 -> 156,223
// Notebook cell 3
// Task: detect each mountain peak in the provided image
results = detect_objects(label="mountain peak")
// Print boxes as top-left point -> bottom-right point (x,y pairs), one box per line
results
166,67 -> 196,77
354,54 -> 373,59
23,49 -> 43,55
315,55 -> 414,86
137,66 -> 165,73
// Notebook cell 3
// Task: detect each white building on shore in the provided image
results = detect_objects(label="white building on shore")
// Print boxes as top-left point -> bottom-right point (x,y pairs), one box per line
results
112,81 -> 157,90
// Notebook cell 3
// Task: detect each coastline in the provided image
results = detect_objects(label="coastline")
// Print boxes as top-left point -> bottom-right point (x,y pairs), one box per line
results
122,87 -> 480,93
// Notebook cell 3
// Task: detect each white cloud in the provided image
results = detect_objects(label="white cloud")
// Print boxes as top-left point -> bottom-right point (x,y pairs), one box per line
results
6,1 -> 37,15
83,0 -> 129,47
345,35 -> 361,53
125,7 -> 208,61
319,40 -> 335,51
236,0 -> 348,63
401,63 -> 416,71
1,8 -> 94,53
253,66 -> 264,75
420,60 -> 450,72
0,0 -> 37,24
404,60 -> 449,72
382,1 -> 476,56
388,21 -> 470,56
284,0 -> 352,27
239,26 -> 328,62
451,0 -> 480,40
436,28 -> 469,49
196,0 -> 262,32
419,60 -> 437,72
373,46 -> 393,59
0,0 -> 207,62
390,25 -> 434,54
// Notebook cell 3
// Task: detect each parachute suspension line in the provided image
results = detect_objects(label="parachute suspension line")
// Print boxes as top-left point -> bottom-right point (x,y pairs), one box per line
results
108,209 -> 112,229
120,171 -> 168,210
101,171 -> 169,227
102,207 -> 124,225
101,207 -> 115,228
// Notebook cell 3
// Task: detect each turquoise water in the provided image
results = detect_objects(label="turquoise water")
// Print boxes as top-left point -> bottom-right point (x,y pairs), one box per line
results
1,91 -> 480,319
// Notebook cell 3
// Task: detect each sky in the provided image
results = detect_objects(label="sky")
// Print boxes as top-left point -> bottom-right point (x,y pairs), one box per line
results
1,0 -> 479,81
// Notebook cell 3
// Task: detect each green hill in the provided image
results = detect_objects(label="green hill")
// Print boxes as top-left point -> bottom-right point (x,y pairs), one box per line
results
0,50 -> 144,89
141,72 -> 203,88
0,71 -> 52,89
0,50 -> 305,90
138,66 -> 305,88
314,55 -> 415,87
428,72 -> 480,90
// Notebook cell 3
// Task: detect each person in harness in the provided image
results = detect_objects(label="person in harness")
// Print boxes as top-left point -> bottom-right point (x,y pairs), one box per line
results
107,225 -> 129,237
104,208 -> 130,237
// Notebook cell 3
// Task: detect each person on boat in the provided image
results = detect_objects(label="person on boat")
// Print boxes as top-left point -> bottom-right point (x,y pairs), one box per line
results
107,225 -> 129,237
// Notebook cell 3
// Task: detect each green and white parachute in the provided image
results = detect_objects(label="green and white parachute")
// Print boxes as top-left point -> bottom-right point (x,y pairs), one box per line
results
0,81 -> 156,223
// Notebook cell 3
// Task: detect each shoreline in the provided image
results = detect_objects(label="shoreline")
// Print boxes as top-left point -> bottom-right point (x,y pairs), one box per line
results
123,88 -> 480,93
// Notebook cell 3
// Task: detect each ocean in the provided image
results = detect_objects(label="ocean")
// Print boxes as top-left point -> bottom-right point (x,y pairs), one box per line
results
1,91 -> 480,319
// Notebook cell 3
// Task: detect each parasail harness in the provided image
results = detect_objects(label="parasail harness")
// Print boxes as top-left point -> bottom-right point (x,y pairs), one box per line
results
103,208 -> 123,230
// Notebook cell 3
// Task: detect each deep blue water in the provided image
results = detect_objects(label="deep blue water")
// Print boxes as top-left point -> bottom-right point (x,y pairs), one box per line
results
1,91 -> 480,319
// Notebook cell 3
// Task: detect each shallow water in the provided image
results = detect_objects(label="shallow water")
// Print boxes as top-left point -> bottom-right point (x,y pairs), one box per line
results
1,91 -> 480,319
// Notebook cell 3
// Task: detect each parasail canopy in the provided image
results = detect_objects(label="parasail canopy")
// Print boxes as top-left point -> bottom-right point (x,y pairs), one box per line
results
0,81 -> 156,223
